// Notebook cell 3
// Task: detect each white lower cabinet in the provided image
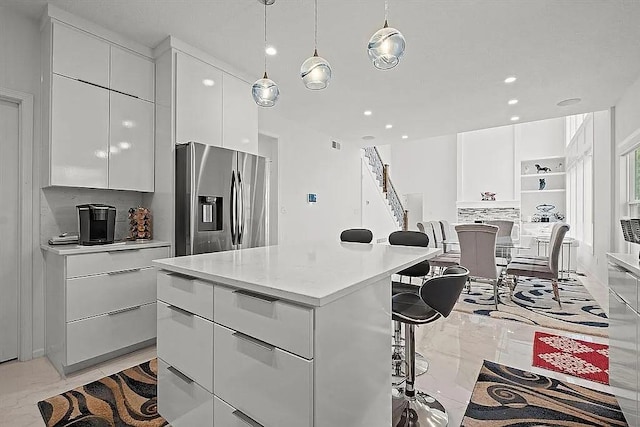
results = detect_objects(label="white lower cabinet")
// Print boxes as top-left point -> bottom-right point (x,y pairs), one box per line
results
158,358 -> 214,426
67,302 -> 156,365
44,244 -> 170,374
157,301 -> 214,392
214,323 -> 313,427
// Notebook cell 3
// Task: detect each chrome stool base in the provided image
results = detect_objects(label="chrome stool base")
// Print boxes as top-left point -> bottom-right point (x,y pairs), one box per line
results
392,390 -> 448,427
415,352 -> 429,376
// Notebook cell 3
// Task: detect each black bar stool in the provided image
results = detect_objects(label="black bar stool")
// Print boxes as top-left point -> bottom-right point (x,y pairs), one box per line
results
389,231 -> 432,385
392,265 -> 469,427
340,228 -> 373,243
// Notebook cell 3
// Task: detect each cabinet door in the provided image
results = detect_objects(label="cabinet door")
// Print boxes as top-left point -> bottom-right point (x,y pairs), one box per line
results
109,92 -> 154,192
51,75 -> 109,188
175,52 -> 222,146
52,22 -> 109,87
609,289 -> 638,425
222,74 -> 258,155
111,46 -> 155,102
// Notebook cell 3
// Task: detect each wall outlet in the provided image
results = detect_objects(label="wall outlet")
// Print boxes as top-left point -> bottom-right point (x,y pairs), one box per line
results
331,141 -> 341,150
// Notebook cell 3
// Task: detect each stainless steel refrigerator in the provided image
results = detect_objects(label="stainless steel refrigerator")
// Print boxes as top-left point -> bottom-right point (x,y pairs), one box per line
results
175,142 -> 268,256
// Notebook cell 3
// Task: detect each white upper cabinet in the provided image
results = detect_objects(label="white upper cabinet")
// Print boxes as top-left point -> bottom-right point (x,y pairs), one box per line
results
51,74 -> 109,188
111,46 -> 155,101
109,93 -> 154,192
176,52 -> 223,146
52,22 -> 110,87
222,74 -> 258,155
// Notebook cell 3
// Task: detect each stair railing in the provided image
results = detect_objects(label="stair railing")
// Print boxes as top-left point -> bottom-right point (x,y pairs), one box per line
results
363,146 -> 407,230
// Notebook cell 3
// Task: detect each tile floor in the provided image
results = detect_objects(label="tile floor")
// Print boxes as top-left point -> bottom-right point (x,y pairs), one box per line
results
0,272 -> 611,427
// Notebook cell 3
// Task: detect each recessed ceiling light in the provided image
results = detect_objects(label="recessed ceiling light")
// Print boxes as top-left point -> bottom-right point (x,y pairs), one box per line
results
385,124 -> 393,129
401,135 -> 408,139
362,135 -> 376,140
265,46 -> 277,56
510,116 -> 520,121
364,110 -> 372,116
508,99 -> 518,105
202,79 -> 215,87
504,76 -> 517,84
557,98 -> 582,107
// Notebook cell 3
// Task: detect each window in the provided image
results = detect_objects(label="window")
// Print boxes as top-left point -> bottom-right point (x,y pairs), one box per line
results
565,113 -> 593,246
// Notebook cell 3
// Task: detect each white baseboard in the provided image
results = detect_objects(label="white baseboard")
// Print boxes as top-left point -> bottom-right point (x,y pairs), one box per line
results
33,348 -> 45,359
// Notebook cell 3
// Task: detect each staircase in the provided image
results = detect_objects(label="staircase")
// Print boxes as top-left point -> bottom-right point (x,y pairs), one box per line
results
363,146 -> 407,230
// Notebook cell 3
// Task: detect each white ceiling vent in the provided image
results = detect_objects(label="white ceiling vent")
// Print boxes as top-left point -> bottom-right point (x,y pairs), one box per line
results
331,141 -> 341,150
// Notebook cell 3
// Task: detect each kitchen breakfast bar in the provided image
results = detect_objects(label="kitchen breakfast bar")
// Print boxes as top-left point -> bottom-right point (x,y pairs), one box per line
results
153,241 -> 441,427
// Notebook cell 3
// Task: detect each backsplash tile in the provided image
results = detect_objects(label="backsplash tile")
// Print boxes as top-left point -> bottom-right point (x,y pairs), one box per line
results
457,207 -> 520,222
41,187 -> 144,243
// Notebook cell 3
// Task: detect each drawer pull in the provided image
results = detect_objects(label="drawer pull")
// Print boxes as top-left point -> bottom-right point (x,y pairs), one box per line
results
167,365 -> 194,384
107,248 -> 141,253
232,409 -> 265,427
167,305 -> 194,317
232,331 -> 275,352
107,267 -> 142,275
233,289 -> 278,303
166,271 -> 196,281
107,305 -> 141,316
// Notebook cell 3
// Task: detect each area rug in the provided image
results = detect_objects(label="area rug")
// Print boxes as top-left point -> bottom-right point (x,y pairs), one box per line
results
37,359 -> 167,427
462,360 -> 627,426
533,331 -> 609,385
454,276 -> 609,337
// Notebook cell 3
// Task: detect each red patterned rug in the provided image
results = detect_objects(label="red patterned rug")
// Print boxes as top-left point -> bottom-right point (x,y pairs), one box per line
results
533,331 -> 609,385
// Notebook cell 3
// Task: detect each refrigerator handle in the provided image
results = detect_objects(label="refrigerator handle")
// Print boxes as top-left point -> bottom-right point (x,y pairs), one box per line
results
230,171 -> 237,245
238,171 -> 245,245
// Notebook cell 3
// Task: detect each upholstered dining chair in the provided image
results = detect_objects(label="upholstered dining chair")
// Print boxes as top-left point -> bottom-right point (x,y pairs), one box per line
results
340,228 -> 373,243
485,220 -> 515,261
421,222 -> 460,273
506,222 -> 570,308
455,223 -> 502,309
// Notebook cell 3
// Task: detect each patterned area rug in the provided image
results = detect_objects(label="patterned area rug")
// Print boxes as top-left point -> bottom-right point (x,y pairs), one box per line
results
454,276 -> 609,337
38,359 -> 167,427
462,360 -> 627,426
533,331 -> 609,385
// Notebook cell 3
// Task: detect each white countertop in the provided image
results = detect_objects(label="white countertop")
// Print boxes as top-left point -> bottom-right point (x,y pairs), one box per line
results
153,242 -> 442,307
41,240 -> 171,255
608,253 -> 640,277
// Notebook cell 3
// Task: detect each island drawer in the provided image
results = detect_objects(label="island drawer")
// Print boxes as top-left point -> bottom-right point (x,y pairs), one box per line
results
157,271 -> 214,320
66,246 -> 169,278
214,285 -> 314,359
215,395 -> 269,427
157,301 -> 213,393
66,302 -> 156,365
214,324 -> 313,427
67,267 -> 156,321
158,358 -> 214,427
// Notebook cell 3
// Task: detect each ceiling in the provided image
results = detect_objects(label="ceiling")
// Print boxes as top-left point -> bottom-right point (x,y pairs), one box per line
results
5,0 -> 640,146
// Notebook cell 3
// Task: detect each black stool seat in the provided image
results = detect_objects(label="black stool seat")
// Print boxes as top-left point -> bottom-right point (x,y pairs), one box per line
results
392,293 -> 441,324
392,281 -> 420,296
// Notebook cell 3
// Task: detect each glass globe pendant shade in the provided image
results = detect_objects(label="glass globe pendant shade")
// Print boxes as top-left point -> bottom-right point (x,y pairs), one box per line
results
301,50 -> 331,90
367,21 -> 406,70
252,72 -> 280,107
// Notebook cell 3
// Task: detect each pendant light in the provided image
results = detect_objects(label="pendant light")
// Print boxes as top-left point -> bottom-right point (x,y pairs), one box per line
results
300,0 -> 331,90
252,0 -> 280,107
367,0 -> 406,70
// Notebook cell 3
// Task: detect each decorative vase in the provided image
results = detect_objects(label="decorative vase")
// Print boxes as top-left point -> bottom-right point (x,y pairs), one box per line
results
539,178 -> 546,190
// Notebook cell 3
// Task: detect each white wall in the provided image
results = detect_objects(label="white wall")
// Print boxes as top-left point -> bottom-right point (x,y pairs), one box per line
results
0,7 -> 45,357
390,134 -> 457,223
576,111 -> 612,284
516,117 -> 565,160
259,109 -> 361,244
458,125 -> 515,202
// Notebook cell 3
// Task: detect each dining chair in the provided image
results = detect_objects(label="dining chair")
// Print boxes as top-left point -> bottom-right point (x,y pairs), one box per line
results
455,223 -> 502,309
506,222 -> 570,308
485,220 -> 514,260
422,221 -> 460,273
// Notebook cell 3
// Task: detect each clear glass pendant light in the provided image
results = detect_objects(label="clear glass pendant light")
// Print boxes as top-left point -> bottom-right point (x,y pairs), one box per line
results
367,0 -> 406,70
252,1 -> 280,107
300,0 -> 331,90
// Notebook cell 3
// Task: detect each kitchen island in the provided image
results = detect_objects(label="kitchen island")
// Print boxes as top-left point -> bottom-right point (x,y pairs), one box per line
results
153,241 -> 441,427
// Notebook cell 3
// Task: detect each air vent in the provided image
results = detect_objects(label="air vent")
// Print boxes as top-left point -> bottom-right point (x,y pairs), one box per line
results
331,141 -> 341,150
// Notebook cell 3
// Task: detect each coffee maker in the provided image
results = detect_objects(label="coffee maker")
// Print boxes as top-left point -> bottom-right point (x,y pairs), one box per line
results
77,204 -> 116,245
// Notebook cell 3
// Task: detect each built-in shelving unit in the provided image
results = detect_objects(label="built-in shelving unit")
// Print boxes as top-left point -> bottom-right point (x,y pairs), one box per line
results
520,156 -> 566,223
